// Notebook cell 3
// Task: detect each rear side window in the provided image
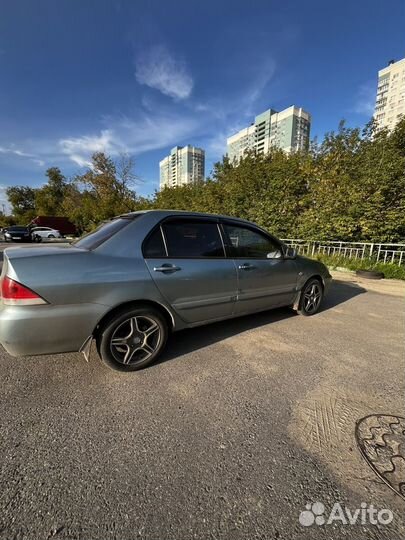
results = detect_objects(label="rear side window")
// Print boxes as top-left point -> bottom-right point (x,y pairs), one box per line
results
73,218 -> 133,250
162,220 -> 225,258
143,227 -> 167,258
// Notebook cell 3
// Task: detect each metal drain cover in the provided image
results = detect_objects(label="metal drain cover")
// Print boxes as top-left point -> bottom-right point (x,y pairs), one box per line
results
355,414 -> 405,500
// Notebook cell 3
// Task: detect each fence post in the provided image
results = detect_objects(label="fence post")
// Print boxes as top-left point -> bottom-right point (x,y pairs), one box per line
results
369,243 -> 374,258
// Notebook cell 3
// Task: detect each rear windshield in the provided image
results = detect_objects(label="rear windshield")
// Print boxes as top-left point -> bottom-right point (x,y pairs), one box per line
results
73,217 -> 134,250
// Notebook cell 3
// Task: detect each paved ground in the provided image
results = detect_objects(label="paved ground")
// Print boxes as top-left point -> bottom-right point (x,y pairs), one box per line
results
0,255 -> 404,538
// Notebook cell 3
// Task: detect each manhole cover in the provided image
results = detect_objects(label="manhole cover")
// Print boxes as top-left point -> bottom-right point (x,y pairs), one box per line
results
355,414 -> 405,500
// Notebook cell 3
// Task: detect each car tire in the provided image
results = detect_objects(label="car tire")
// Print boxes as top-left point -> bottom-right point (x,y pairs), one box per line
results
35,235 -> 42,243
297,278 -> 323,316
356,269 -> 384,280
97,306 -> 168,372
48,234 -> 55,239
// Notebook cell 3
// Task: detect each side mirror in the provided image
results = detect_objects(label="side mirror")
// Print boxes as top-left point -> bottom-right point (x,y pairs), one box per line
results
283,246 -> 297,259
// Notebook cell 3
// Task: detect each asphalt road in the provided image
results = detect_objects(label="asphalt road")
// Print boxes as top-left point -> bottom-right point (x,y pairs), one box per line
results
0,263 -> 404,539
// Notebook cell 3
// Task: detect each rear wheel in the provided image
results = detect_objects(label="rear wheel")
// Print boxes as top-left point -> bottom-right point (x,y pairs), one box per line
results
297,278 -> 323,316
97,306 -> 168,371
48,234 -> 55,239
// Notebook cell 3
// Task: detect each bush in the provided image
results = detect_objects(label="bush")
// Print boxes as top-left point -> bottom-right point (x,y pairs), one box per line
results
312,253 -> 405,280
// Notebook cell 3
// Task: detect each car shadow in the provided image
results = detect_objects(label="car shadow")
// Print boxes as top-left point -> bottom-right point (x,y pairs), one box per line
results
322,279 -> 366,310
155,279 -> 366,365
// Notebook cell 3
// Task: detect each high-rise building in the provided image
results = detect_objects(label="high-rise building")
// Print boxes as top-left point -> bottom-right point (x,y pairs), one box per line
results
374,58 -> 405,131
159,145 -> 205,189
227,106 -> 311,163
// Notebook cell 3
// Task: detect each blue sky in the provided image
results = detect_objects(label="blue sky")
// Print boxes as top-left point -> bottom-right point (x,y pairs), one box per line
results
1,0 -> 404,211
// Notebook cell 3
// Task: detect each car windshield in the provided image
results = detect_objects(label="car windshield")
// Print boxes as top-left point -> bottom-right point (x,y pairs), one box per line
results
73,216 -> 136,250
8,226 -> 27,231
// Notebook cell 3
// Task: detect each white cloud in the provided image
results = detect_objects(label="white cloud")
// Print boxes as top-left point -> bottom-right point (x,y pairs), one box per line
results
0,145 -> 45,167
0,185 -> 11,214
2,54 -> 277,184
204,131 -> 229,159
59,112 -> 200,167
135,45 -> 193,100
0,145 -> 31,158
191,57 -> 276,123
59,129 -> 122,167
32,159 -> 45,167
244,58 -> 277,114
354,82 -> 376,116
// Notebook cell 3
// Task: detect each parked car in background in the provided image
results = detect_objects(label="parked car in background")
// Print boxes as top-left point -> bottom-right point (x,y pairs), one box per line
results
3,226 -> 31,243
29,216 -> 77,236
30,227 -> 62,242
0,210 -> 332,372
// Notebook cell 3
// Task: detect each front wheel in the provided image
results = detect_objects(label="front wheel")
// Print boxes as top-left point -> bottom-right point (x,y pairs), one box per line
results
97,306 -> 168,371
297,278 -> 323,316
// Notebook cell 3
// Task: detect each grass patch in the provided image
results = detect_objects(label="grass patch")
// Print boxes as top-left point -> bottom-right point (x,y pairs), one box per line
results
310,253 -> 405,280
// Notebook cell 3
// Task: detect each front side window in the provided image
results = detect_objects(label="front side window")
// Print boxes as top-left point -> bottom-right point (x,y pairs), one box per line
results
223,223 -> 282,259
162,220 -> 225,258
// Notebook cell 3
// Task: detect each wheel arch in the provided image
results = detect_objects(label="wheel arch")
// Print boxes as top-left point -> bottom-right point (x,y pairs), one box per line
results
293,274 -> 325,310
92,299 -> 175,340
306,274 -> 325,290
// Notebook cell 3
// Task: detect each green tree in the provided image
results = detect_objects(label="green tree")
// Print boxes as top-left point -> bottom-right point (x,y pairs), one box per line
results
151,117 -> 405,243
6,186 -> 37,223
35,167 -> 68,216
0,214 -> 16,229
4,117 -> 405,242
67,152 -> 143,232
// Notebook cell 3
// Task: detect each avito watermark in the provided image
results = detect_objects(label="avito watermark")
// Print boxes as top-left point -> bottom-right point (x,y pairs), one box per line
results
299,501 -> 393,527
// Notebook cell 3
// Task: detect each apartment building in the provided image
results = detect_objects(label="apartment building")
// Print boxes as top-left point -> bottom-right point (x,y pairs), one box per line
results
374,58 -> 405,131
227,106 -> 311,162
160,145 -> 205,189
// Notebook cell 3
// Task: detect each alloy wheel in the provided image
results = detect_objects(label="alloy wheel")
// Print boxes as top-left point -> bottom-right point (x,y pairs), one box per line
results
110,315 -> 161,365
303,282 -> 322,314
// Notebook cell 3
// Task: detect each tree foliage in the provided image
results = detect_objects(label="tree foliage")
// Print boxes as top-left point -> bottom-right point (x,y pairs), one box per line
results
153,118 -> 405,242
65,152 -> 149,231
35,167 -> 68,216
6,186 -> 37,223
3,118 -> 405,241
5,153 -> 146,232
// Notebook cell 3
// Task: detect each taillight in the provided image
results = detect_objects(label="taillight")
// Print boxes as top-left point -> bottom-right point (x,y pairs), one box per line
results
0,276 -> 47,306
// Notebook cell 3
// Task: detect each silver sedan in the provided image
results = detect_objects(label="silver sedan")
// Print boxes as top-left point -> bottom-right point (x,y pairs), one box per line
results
0,210 -> 332,371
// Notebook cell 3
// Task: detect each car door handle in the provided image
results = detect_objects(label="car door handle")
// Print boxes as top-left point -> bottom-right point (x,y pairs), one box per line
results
238,263 -> 255,270
153,264 -> 181,273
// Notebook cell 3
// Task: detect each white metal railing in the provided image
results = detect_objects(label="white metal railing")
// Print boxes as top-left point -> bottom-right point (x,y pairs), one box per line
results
281,239 -> 405,266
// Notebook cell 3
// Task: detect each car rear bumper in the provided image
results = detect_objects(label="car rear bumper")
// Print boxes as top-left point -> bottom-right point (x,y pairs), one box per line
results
0,302 -> 106,357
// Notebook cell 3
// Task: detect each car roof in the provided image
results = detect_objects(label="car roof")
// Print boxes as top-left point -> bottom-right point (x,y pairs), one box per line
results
120,209 -> 255,225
